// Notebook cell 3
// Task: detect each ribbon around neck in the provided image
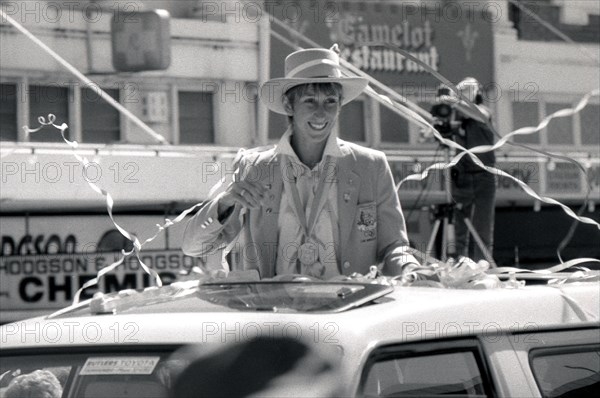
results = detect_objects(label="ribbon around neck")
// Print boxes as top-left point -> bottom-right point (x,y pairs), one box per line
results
283,155 -> 334,241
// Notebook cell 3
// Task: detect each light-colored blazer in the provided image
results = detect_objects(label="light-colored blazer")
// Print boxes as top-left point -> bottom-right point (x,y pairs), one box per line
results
182,139 -> 417,277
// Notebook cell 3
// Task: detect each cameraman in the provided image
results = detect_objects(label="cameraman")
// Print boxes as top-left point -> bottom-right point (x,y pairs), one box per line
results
438,77 -> 496,261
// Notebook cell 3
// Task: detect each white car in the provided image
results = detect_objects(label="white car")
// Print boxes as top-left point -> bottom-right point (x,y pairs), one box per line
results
1,276 -> 598,397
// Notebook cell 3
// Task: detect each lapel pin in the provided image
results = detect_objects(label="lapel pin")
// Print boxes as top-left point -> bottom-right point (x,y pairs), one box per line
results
344,193 -> 351,202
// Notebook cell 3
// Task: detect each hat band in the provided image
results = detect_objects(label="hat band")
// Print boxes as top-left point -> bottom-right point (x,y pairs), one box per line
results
287,59 -> 341,79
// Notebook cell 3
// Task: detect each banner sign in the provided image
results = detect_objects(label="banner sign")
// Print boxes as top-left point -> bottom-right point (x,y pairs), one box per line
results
0,215 -> 218,314
270,1 -> 495,89
0,250 -> 204,310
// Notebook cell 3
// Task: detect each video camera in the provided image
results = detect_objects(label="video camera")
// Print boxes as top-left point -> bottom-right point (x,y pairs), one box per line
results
430,103 -> 456,137
430,86 -> 461,138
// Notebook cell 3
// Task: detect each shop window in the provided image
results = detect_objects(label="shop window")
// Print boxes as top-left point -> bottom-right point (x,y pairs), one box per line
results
0,83 -> 18,141
339,100 -> 365,142
512,101 -> 540,144
580,103 -> 600,147
361,344 -> 491,397
28,85 -> 70,142
380,103 -> 409,143
530,345 -> 599,398
81,88 -> 120,143
545,102 -> 574,145
178,91 -> 214,144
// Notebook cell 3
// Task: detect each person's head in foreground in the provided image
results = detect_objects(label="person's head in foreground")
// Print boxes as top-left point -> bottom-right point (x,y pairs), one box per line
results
170,336 -> 342,398
4,370 -> 62,398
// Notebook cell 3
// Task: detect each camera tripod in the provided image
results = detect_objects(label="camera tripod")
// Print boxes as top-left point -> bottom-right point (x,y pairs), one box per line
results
425,145 -> 496,267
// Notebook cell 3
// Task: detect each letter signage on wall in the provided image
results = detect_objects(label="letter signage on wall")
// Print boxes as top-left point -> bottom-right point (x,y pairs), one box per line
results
0,215 -> 219,322
270,1 -> 495,89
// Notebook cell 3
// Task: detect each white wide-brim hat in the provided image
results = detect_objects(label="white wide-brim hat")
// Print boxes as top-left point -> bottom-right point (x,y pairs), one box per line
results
260,47 -> 368,115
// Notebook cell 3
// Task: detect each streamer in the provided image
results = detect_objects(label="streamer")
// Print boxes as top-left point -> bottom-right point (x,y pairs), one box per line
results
390,94 -> 600,229
0,10 -> 212,303
22,116 -> 206,304
354,43 -> 600,229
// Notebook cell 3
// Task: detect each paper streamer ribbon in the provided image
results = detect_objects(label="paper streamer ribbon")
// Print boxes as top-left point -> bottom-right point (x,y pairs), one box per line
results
0,9 -> 214,305
356,43 -> 600,230
69,199 -> 205,304
398,254 -> 599,322
488,257 -> 600,276
22,115 -> 206,305
489,258 -> 600,322
23,116 -> 158,301
361,41 -> 596,170
352,43 -> 595,193
334,45 -> 597,230
392,93 -> 600,229
71,198 -> 206,304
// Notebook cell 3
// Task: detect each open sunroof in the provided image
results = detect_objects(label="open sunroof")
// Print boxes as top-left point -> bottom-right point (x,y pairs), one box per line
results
195,281 -> 394,313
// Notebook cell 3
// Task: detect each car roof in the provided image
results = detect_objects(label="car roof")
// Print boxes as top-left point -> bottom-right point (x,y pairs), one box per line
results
1,280 -> 598,350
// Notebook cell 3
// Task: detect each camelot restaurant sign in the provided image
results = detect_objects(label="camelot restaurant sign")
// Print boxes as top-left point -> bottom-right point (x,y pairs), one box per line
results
332,17 -> 439,75
270,1 -> 495,89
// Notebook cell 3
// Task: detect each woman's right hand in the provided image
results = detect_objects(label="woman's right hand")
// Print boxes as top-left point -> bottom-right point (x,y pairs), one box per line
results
217,178 -> 267,217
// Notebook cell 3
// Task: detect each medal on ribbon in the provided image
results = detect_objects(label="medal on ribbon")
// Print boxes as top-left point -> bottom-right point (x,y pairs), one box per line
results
284,156 -> 335,273
298,240 -> 319,267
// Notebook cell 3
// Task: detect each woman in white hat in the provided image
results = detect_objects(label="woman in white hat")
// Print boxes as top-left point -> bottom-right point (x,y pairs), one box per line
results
183,47 -> 419,278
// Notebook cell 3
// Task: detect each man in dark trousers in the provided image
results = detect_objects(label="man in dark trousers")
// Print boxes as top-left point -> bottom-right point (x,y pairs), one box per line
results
440,77 -> 496,261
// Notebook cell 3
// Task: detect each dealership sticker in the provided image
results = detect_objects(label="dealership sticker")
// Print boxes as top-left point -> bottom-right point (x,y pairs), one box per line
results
80,356 -> 160,375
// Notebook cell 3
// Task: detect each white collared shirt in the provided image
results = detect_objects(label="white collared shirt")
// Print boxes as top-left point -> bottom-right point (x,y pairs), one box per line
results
275,129 -> 342,278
